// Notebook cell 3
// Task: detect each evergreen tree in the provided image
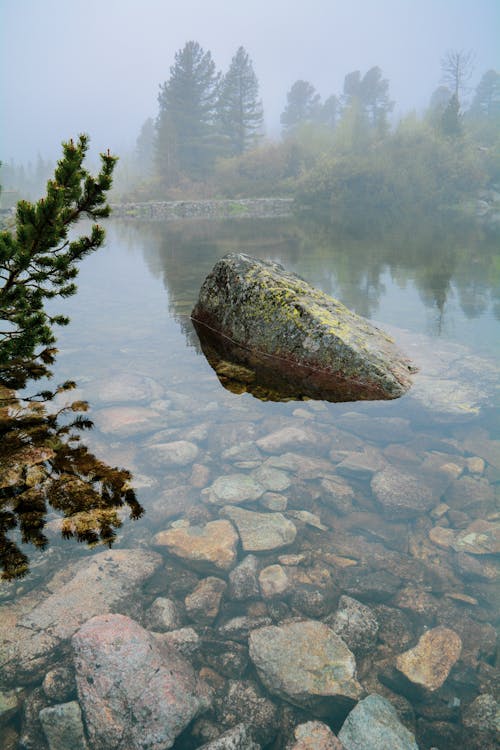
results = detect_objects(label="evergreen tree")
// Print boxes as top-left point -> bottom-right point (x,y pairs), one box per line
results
280,80 -> 321,134
0,135 -> 117,366
441,93 -> 462,137
469,69 -> 500,120
427,85 -> 453,126
342,67 -> 393,135
156,41 -> 220,180
135,117 -> 155,174
319,95 -> 340,129
217,46 -> 264,156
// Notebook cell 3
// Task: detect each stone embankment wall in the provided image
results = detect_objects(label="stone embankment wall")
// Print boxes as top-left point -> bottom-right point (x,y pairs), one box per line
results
111,198 -> 294,221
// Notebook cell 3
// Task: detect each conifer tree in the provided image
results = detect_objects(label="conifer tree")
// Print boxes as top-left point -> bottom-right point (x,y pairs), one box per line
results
156,41 -> 220,180
280,80 -> 321,135
0,134 -> 117,367
217,46 -> 264,156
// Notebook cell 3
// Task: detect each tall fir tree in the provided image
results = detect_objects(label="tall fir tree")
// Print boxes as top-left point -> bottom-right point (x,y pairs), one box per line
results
217,46 -> 264,156
156,41 -> 220,181
280,80 -> 321,135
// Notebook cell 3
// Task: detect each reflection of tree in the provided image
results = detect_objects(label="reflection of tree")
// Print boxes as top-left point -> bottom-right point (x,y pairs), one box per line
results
0,355 -> 143,580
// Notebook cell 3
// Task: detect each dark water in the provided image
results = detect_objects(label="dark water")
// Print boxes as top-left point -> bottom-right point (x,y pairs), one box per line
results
1,216 -> 499,749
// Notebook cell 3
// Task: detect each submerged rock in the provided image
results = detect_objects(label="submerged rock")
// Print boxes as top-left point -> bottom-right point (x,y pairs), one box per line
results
191,253 -> 414,402
221,506 -> 297,552
72,614 -> 209,750
248,620 -> 362,717
287,721 -> 346,749
153,520 -> 239,573
395,626 -> 462,692
39,701 -> 88,750
338,693 -> 418,750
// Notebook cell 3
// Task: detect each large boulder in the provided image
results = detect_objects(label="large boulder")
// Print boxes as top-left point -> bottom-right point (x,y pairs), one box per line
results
191,253 -> 414,401
72,614 -> 209,750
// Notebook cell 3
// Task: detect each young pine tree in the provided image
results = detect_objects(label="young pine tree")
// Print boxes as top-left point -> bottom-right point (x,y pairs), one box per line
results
217,46 -> 264,156
0,134 -> 117,368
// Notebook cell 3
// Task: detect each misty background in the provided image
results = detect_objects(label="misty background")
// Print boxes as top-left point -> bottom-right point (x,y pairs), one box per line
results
1,0 -> 499,166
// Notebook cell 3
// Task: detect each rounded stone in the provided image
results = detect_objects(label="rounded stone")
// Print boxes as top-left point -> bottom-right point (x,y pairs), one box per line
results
338,693 -> 419,750
153,520 -> 239,573
258,565 -> 290,599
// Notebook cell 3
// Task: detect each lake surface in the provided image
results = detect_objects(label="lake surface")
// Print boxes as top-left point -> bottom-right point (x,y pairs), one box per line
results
1,216 -> 499,749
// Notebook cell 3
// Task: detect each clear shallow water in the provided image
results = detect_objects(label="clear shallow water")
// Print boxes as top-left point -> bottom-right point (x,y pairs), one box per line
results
1,216 -> 499,749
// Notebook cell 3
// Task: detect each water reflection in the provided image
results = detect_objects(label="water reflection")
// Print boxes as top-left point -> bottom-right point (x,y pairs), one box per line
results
0,356 -> 143,580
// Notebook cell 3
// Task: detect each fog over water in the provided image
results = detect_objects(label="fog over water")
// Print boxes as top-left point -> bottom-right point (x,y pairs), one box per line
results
1,0 -> 499,162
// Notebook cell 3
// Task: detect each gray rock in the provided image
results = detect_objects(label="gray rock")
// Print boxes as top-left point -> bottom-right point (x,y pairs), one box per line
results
197,723 -> 261,749
256,426 -> 323,454
147,597 -> 183,632
248,620 -> 362,716
319,476 -> 355,514
192,253 -> 414,401
185,577 -> 227,625
338,694 -> 419,750
19,687 -> 50,750
39,701 -> 88,750
371,466 -> 436,519
451,519 -> 499,555
336,413 -> 412,444
202,473 -> 265,505
462,693 -> 500,741
72,614 -> 209,750
221,506 -> 297,552
228,555 -> 260,601
327,595 -> 379,656
148,440 -> 199,468
259,492 -> 288,511
252,464 -> 291,491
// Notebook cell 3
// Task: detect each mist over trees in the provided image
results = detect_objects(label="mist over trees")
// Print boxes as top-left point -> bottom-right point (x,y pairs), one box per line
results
2,40 -> 498,230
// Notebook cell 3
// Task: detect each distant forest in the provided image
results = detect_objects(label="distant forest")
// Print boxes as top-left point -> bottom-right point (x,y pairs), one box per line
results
2,42 -> 499,228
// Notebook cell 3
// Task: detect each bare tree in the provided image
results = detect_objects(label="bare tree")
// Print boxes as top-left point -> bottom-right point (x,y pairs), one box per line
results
441,49 -> 475,102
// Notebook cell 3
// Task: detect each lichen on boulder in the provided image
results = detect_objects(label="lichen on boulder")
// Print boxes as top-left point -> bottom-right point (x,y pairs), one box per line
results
191,253 -> 415,402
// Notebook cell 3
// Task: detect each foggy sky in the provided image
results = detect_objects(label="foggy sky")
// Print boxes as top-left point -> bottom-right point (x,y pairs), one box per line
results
1,0 -> 499,163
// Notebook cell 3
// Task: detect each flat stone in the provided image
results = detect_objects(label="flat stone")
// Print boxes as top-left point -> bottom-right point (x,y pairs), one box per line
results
260,492 -> 288,511
248,620 -> 362,716
73,614 -> 208,750
288,510 -> 328,530
202,473 -> 265,505
148,440 -> 199,468
192,253 -> 414,401
451,519 -> 500,555
336,448 -> 386,480
288,721 -> 346,749
371,466 -> 436,519
39,701 -> 88,750
267,453 -> 334,479
252,464 -> 291,491
221,506 -> 297,552
93,406 -> 163,436
396,626 -> 462,691
256,426 -> 323,454
153,520 -> 238,573
338,693 -> 418,750
336,413 -> 412,444
93,372 -> 163,403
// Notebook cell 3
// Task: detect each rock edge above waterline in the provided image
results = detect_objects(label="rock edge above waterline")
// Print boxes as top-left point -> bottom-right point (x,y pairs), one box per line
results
191,253 -> 415,402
